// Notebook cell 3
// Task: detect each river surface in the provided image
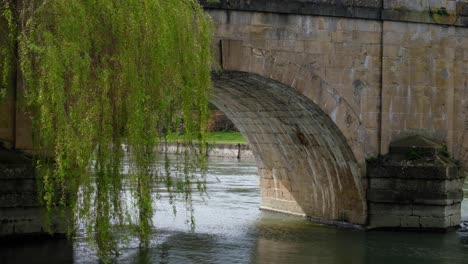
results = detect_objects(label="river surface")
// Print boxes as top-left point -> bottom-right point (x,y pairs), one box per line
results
1,157 -> 468,264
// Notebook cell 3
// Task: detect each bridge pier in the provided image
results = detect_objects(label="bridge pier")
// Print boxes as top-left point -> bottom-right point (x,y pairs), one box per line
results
367,136 -> 465,230
0,148 -> 66,239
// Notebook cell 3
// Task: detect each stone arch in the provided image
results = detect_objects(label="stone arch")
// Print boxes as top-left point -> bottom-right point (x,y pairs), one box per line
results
211,71 -> 366,225
217,37 -> 373,171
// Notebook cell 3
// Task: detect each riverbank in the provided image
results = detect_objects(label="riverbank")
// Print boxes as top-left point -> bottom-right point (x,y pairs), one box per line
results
160,142 -> 254,160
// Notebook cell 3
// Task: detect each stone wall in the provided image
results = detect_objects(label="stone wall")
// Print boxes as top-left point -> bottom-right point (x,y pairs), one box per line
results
207,7 -> 468,165
0,148 -> 65,238
206,6 -> 468,226
381,21 -> 468,161
0,10 -> 16,149
0,94 -> 15,149
209,10 -> 382,169
201,0 -> 468,26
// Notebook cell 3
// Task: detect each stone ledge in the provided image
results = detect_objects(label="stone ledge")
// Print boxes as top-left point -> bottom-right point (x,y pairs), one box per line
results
0,207 -> 67,238
0,192 -> 39,207
201,0 -> 382,20
0,179 -> 37,193
0,165 -> 35,179
0,147 -> 35,179
388,135 -> 444,157
200,0 -> 468,27
368,203 -> 460,218
368,178 -> 465,193
368,214 -> 459,230
367,163 -> 461,180
367,188 -> 464,205
259,205 -> 306,217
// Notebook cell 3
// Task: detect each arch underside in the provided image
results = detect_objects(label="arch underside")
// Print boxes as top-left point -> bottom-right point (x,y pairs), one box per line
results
211,71 -> 366,224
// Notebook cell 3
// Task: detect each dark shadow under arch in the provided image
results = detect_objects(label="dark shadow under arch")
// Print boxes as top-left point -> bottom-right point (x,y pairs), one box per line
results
210,71 -> 366,224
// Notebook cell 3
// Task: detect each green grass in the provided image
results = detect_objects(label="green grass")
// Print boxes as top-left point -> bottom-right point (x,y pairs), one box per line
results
167,131 -> 246,144
205,131 -> 246,144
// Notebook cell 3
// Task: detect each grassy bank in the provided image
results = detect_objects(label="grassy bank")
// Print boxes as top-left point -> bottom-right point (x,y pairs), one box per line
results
168,131 -> 247,144
205,131 -> 246,144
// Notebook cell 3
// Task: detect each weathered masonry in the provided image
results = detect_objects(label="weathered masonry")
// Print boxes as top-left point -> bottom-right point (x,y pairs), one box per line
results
367,136 -> 464,229
204,0 -> 468,229
1,0 -> 468,236
0,149 -> 65,237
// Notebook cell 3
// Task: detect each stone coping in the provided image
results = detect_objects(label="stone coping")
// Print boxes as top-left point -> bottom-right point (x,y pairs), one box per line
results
0,147 -> 32,165
200,0 -> 468,27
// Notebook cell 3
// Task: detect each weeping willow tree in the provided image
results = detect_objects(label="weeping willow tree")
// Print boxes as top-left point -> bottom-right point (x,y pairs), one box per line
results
2,0 -> 213,259
0,0 -> 15,101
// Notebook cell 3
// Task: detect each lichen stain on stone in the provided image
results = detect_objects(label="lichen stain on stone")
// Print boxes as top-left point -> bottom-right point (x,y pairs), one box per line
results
295,127 -> 309,146
251,48 -> 265,57
346,114 -> 354,126
430,6 -> 459,24
441,68 -> 450,79
353,79 -> 366,104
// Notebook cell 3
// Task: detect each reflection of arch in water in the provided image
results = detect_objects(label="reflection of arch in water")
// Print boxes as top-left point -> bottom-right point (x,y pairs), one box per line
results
211,71 -> 366,225
249,217 -> 367,264
124,231 -> 254,264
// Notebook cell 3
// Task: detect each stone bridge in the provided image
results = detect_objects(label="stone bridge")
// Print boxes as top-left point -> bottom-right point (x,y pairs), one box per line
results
206,0 -> 468,227
1,0 -> 468,235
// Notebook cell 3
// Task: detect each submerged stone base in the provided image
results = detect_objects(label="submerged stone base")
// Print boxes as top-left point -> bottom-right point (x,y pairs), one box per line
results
367,136 -> 465,230
0,147 -> 65,239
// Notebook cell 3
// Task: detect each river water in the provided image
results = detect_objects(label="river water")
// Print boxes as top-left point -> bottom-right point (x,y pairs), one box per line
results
1,157 -> 468,263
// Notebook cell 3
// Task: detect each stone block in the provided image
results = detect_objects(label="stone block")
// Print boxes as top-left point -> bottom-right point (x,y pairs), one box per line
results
1,219 -> 45,235
369,178 -> 464,194
420,216 -> 449,229
0,207 -> 68,237
260,178 -> 273,189
14,109 -> 33,151
367,163 -> 461,180
367,188 -> 463,205
0,164 -> 35,180
0,179 -> 36,193
368,214 -> 401,227
208,10 -> 228,25
412,204 -> 460,218
261,198 -> 304,216
368,202 -> 412,216
221,39 -> 245,71
0,192 -> 39,208
450,213 -> 461,226
400,215 -> 420,228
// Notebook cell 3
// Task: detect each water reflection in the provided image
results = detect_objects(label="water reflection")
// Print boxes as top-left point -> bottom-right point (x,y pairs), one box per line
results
0,239 -> 74,264
251,213 -> 366,264
1,156 -> 468,264
252,212 -> 468,264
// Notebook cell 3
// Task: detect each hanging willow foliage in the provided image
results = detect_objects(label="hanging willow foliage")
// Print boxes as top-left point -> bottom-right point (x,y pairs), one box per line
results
0,0 -> 15,101
2,0 -> 212,259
